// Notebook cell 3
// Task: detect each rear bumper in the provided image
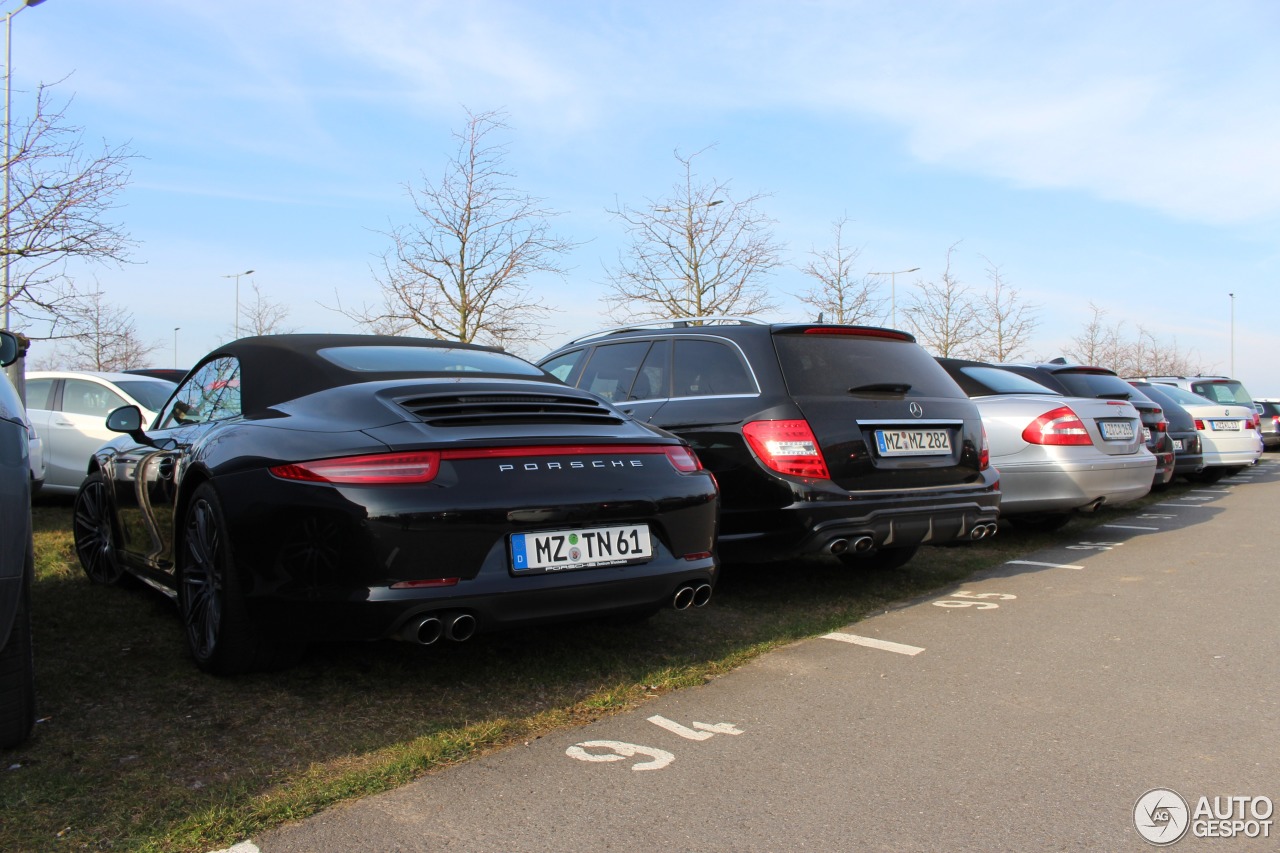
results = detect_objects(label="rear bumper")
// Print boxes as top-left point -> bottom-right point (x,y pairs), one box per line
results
716,471 -> 1001,562
995,455 -> 1155,515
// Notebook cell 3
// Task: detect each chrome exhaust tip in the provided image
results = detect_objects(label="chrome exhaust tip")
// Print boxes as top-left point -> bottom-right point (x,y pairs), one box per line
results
851,535 -> 874,553
443,612 -> 476,642
405,615 -> 443,645
970,525 -> 987,540
985,522 -> 999,538
692,583 -> 713,608
827,538 -> 849,555
673,585 -> 695,610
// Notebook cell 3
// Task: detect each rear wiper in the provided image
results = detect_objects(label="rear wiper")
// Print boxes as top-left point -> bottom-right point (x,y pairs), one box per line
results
849,382 -> 912,394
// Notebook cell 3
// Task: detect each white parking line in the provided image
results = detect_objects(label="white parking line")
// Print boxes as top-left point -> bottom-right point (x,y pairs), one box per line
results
1005,559 -> 1084,570
1101,524 -> 1160,531
1154,503 -> 1212,508
821,633 -> 925,656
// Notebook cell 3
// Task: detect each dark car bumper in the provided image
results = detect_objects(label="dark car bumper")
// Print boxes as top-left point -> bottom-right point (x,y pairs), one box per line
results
715,469 -> 1001,562
216,466 -> 719,642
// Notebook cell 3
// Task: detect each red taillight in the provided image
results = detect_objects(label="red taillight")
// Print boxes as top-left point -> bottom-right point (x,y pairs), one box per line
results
269,443 -> 702,484
663,445 -> 703,473
801,327 -> 912,341
1194,419 -> 1206,430
979,425 -> 990,471
270,451 -> 442,484
741,419 -> 830,479
1252,413 -> 1262,430
1022,406 -> 1093,446
1272,416 -> 1279,429
1153,419 -> 1168,433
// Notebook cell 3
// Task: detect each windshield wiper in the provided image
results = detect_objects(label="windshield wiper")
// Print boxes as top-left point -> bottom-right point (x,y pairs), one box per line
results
849,382 -> 912,394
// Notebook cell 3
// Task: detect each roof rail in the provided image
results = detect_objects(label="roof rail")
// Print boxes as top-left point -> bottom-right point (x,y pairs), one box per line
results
563,316 -> 768,345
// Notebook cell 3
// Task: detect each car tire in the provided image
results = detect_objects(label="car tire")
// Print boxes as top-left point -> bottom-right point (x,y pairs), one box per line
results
72,471 -> 128,586
0,551 -> 36,749
179,483 -> 303,675
838,545 -> 919,571
1009,514 -> 1072,534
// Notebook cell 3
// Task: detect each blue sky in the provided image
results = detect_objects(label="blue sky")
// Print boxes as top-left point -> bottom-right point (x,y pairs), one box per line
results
13,0 -> 1280,393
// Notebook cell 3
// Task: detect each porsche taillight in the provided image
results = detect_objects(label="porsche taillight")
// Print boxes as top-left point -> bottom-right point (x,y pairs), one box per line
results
269,443 -> 704,485
741,419 -> 830,479
980,425 -> 990,470
1022,406 -> 1092,446
270,451 -> 443,484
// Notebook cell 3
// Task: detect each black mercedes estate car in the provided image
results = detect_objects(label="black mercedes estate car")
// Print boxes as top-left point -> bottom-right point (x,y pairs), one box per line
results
539,319 -> 1000,569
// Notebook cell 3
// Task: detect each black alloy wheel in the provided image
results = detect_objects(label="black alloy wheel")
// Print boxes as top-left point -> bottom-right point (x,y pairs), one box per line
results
72,472 -> 127,585
179,483 -> 301,675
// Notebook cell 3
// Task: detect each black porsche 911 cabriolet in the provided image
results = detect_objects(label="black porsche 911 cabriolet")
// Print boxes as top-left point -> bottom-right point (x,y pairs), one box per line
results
72,335 -> 719,675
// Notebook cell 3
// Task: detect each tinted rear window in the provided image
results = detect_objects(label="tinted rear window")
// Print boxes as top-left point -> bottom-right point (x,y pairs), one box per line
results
1052,370 -> 1143,400
318,345 -> 544,377
774,335 -> 964,398
955,366 -> 1059,396
1190,380 -> 1252,405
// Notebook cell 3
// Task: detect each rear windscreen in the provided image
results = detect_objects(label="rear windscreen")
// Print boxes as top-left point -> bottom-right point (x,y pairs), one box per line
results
1190,380 -> 1253,406
1053,371 -> 1142,400
774,335 -> 964,398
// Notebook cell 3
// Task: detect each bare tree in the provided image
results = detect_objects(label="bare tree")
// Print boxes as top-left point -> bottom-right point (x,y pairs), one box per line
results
1062,303 -> 1128,370
334,108 -> 573,350
603,147 -> 783,321
3,84 -> 136,333
794,215 -> 884,324
237,282 -> 297,338
968,258 -> 1039,362
901,244 -> 980,357
59,289 -> 159,371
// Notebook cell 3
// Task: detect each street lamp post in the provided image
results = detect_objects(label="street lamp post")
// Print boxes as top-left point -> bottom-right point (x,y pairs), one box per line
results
221,269 -> 254,338
173,326 -> 179,368
1229,292 -> 1235,376
3,0 -> 47,331
868,266 -> 920,329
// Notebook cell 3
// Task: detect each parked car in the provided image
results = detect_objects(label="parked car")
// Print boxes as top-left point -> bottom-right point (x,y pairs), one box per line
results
0,330 -> 36,748
23,371 -> 177,495
1126,381 -> 1205,479
24,414 -> 44,494
539,319 -> 1001,570
1252,398 -> 1280,450
71,335 -> 719,675
937,358 -> 1154,531
994,362 -> 1176,488
124,368 -> 189,383
1127,383 -> 1263,481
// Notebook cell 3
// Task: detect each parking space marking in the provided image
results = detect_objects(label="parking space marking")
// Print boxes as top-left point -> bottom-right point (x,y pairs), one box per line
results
822,633 -> 925,656
1005,559 -> 1083,570
1154,503 -> 1213,508
1101,524 -> 1160,531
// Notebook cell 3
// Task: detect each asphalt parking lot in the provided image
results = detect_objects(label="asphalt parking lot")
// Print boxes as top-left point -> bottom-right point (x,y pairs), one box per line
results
229,460 -> 1280,853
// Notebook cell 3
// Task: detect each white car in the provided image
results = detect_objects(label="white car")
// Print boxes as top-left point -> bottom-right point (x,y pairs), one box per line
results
24,371 -> 176,494
1135,383 -> 1263,481
25,415 -> 45,493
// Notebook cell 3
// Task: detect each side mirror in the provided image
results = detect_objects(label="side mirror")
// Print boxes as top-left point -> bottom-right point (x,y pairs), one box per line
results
0,331 -> 17,367
106,405 -> 143,433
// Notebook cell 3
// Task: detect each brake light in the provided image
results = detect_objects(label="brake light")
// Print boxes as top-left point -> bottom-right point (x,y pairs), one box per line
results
663,445 -> 703,473
1272,416 -> 1279,429
1194,419 -> 1205,430
271,451 -> 442,484
1252,413 -> 1262,430
742,420 -> 830,478
801,327 -> 912,341
1153,419 -> 1168,433
1022,406 -> 1093,446
270,443 -> 701,484
979,426 -> 990,471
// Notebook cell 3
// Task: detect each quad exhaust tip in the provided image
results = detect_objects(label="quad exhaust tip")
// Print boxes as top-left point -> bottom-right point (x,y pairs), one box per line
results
400,612 -> 476,645
828,535 -> 875,555
969,522 -> 1000,540
673,583 -> 714,610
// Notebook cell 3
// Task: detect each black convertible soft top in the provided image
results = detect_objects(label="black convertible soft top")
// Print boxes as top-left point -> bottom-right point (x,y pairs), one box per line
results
196,334 -> 556,415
